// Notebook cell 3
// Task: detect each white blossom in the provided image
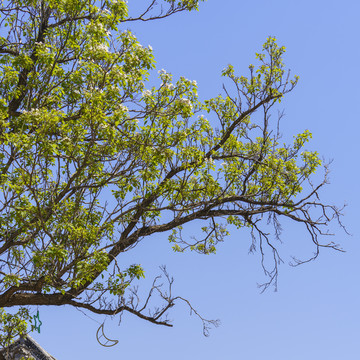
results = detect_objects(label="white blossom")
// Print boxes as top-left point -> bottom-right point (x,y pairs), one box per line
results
100,8 -> 111,15
180,98 -> 192,109
180,98 -> 190,105
23,108 -> 41,116
90,43 -> 109,53
142,90 -> 152,97
119,104 -> 128,112
112,0 -> 128,5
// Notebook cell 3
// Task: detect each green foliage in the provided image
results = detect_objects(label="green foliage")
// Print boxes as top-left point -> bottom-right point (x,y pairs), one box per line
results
0,308 -> 33,348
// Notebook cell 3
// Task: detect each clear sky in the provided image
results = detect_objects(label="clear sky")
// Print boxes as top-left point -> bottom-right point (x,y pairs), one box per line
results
30,1 -> 360,359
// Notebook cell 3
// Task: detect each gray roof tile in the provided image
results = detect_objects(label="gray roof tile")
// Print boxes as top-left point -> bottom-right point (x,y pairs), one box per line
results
0,335 -> 56,360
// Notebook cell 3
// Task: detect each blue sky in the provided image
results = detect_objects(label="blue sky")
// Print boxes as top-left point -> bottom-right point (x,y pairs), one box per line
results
30,1 -> 360,359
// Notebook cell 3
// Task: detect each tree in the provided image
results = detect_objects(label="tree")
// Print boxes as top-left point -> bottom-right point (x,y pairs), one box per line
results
0,0 -> 344,346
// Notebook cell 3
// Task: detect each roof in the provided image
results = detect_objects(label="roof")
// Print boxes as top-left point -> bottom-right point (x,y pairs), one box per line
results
0,335 -> 57,360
